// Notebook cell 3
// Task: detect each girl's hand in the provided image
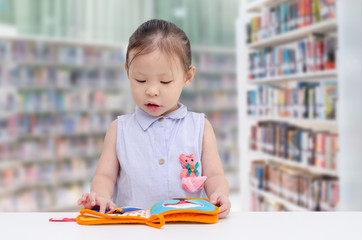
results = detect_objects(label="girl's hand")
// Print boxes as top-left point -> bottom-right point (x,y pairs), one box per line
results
77,192 -> 117,213
210,192 -> 231,219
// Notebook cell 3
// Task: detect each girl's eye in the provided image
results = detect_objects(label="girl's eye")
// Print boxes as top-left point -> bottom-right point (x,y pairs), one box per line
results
136,79 -> 146,83
161,81 -> 172,84
191,159 -> 194,161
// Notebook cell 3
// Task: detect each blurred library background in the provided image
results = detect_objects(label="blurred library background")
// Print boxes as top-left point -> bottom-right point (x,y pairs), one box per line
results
0,0 -> 361,213
0,0 -> 239,211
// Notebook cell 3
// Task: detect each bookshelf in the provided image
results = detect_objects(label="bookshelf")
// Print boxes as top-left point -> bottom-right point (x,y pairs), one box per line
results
238,0 -> 362,211
0,38 -> 239,210
0,35 -> 132,211
180,47 -> 239,192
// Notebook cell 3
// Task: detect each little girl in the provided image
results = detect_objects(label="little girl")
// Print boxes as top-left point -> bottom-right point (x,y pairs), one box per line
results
77,19 -> 231,218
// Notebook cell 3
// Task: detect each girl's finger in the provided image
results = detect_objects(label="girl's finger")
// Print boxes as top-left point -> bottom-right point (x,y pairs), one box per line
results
82,192 -> 89,201
210,194 -> 220,205
90,192 -> 97,206
77,193 -> 89,205
218,203 -> 228,213
99,201 -> 107,214
109,201 -> 117,210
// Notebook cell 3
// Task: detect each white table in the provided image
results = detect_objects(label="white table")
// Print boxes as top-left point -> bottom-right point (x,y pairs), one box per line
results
1,211 -> 361,240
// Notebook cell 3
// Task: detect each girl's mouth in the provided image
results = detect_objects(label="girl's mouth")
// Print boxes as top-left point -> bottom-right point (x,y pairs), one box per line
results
145,103 -> 161,111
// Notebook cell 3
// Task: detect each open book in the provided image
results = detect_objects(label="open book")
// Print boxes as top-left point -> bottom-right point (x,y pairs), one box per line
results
76,198 -> 219,228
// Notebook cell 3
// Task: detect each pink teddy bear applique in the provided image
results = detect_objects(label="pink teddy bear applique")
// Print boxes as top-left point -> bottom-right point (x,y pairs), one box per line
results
179,153 -> 207,193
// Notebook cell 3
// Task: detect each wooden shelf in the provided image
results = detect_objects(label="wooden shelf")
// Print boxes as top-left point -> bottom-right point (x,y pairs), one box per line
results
247,19 -> 337,49
248,70 -> 338,84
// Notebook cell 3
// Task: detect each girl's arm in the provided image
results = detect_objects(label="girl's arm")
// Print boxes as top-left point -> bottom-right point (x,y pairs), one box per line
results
201,118 -> 231,218
78,119 -> 120,213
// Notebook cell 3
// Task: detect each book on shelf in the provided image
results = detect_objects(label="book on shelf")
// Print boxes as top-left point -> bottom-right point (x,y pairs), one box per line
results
306,33 -> 324,72
247,81 -> 337,120
0,41 -> 9,62
248,34 -> 337,80
250,160 -> 268,190
311,131 -> 338,169
9,40 -> 124,65
246,0 -> 336,44
324,35 -> 337,69
250,159 -> 339,211
0,89 -> 17,113
251,192 -> 289,211
249,121 -> 338,170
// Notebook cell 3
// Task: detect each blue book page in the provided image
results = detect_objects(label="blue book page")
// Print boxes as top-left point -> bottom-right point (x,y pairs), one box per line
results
150,198 -> 216,215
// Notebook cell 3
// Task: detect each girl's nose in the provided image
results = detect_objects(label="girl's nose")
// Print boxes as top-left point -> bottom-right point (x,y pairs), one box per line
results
145,85 -> 159,96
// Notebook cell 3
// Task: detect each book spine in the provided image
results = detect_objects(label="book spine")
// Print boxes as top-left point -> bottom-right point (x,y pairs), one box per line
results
327,0 -> 336,19
300,130 -> 309,165
275,5 -> 281,35
288,2 -> 294,31
324,134 -> 334,169
282,3 -> 289,33
305,0 -> 312,26
307,35 -> 315,72
320,0 -> 328,20
332,134 -> 338,169
299,0 -> 306,28
316,40 -> 324,71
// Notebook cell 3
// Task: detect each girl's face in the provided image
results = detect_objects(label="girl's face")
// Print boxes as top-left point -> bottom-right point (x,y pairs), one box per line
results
126,49 -> 195,116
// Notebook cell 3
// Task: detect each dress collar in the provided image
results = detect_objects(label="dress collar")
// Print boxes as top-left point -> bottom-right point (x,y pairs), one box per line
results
135,103 -> 188,131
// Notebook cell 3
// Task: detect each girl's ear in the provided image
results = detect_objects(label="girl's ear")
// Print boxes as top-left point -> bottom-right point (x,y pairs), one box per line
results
125,63 -> 129,78
184,66 -> 195,87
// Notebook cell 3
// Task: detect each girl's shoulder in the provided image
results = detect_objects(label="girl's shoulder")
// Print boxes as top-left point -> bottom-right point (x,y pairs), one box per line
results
184,111 -> 214,136
116,111 -> 137,122
184,110 -> 205,120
